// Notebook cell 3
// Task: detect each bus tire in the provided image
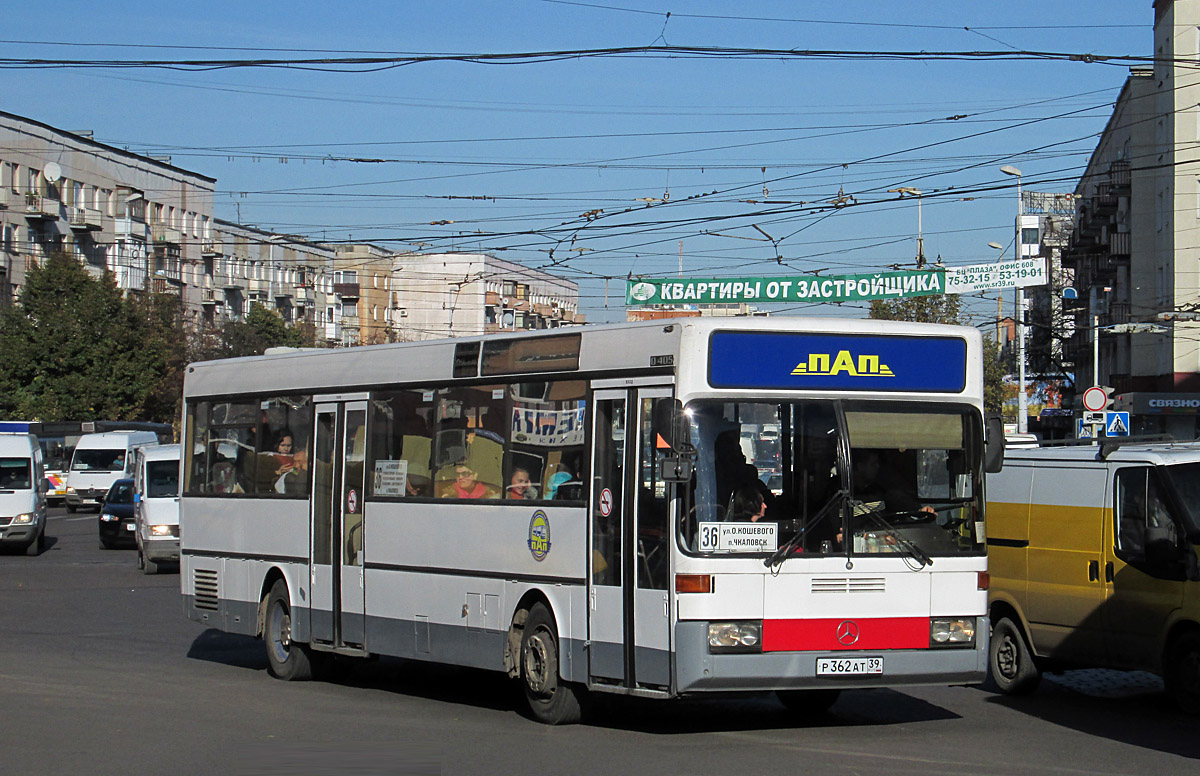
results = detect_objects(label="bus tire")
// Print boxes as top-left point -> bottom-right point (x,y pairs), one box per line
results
1165,631 -> 1200,714
776,689 -> 840,715
520,602 -> 582,724
265,579 -> 313,681
989,616 -> 1040,695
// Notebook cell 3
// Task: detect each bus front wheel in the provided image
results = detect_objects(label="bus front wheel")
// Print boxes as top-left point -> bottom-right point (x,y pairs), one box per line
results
989,616 -> 1041,695
520,602 -> 583,724
264,579 -> 314,681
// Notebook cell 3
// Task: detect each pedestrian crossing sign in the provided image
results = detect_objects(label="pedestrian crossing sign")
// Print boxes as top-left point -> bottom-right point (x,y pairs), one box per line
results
1104,411 -> 1130,437
1077,419 -> 1093,439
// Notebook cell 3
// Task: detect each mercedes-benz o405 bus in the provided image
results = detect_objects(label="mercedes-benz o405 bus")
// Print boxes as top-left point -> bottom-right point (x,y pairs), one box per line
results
180,317 -> 998,724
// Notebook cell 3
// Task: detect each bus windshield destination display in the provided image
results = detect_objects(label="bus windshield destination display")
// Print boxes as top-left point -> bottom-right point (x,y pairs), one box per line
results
708,331 -> 967,393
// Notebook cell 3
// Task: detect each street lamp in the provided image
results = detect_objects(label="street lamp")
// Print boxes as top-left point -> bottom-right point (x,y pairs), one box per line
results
1000,165 -> 1028,434
889,187 -> 924,265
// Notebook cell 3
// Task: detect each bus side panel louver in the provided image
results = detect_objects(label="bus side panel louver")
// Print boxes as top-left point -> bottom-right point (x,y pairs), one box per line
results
194,568 -> 219,611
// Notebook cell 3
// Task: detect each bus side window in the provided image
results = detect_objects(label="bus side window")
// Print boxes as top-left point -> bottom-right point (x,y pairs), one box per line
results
369,389 -> 434,498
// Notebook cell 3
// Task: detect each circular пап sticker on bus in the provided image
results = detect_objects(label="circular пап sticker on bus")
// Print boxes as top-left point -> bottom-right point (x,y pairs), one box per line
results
528,510 -> 551,561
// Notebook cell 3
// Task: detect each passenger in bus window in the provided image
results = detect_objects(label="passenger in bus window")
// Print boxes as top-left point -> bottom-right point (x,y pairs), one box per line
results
452,465 -> 488,499
730,484 -> 767,522
507,467 -> 536,499
715,429 -> 772,516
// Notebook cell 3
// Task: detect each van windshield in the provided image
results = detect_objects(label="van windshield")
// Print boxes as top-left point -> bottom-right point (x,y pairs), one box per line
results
73,449 -> 126,472
0,458 -> 32,489
1162,462 -> 1200,536
145,460 -> 179,497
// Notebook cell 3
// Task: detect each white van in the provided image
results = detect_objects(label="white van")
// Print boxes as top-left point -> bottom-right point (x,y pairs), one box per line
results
0,433 -> 48,555
65,431 -> 160,512
133,443 -> 180,574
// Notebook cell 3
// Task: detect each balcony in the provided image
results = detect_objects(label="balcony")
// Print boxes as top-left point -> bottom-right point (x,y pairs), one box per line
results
1107,159 -> 1131,194
1109,230 -> 1131,256
114,217 -> 148,240
200,287 -> 219,305
69,207 -> 103,231
153,227 -> 182,245
201,241 -> 222,257
333,282 -> 360,299
23,194 -> 59,220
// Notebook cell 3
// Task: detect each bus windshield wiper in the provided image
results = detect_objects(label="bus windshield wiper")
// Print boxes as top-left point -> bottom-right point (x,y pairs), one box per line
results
764,489 -> 846,571
851,502 -> 933,569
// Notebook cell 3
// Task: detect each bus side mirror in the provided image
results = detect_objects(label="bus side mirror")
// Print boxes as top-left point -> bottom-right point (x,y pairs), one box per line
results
653,399 -> 695,483
984,414 -> 1004,473
652,399 -> 692,454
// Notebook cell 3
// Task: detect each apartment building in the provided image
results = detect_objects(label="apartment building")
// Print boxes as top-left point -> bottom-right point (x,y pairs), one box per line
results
332,248 -> 581,343
1061,0 -> 1200,436
206,220 -> 336,337
0,111 -> 215,310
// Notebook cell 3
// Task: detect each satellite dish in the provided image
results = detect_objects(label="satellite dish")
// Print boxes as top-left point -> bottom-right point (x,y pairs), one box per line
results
43,162 -> 62,183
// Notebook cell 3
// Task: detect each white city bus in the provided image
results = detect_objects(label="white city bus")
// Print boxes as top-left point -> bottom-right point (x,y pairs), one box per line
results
180,317 -> 999,724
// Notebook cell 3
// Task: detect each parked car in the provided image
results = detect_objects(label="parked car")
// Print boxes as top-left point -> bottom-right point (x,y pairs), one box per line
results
0,432 -> 48,555
98,478 -> 137,550
133,444 -> 180,574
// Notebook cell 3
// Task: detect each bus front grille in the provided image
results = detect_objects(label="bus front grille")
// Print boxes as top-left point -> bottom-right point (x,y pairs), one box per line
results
193,569 -> 219,611
811,577 -> 886,594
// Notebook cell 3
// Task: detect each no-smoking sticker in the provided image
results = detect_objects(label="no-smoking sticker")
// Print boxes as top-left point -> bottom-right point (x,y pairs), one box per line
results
347,488 -> 359,513
598,488 -> 613,517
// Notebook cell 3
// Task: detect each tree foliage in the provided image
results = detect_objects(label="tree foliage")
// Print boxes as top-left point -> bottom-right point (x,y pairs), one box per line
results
868,290 -> 1005,415
0,252 -> 187,423
0,254 -> 317,425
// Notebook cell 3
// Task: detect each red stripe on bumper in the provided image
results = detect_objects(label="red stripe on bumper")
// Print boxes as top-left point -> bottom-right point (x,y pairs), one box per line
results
762,617 -> 929,651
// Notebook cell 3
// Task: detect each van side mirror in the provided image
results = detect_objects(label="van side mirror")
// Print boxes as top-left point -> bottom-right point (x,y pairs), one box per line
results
984,414 -> 1005,473
39,478 -> 50,495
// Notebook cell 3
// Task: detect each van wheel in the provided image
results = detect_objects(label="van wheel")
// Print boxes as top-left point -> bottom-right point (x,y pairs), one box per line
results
1165,631 -> 1200,714
990,616 -> 1041,695
100,539 -> 112,550
24,532 -> 41,556
66,503 -> 78,514
776,689 -> 841,715
264,579 -> 313,681
520,603 -> 583,724
143,556 -> 158,575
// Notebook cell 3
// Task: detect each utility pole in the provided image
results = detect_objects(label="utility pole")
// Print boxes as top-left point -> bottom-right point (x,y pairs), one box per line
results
1001,166 -> 1027,434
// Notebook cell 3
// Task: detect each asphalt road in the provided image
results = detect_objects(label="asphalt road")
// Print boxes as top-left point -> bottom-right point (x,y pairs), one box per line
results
2,507 -> 1198,776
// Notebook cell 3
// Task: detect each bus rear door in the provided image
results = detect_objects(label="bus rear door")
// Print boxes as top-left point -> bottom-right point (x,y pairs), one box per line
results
311,398 -> 368,651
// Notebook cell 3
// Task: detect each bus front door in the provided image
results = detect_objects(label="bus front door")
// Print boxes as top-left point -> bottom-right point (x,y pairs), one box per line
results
310,400 -> 368,650
588,387 -> 673,691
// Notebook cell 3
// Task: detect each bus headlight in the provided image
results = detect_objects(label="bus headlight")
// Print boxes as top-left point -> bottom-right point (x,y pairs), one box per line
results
930,617 -> 976,646
707,621 -> 762,653
149,525 -> 172,537
12,512 -> 35,524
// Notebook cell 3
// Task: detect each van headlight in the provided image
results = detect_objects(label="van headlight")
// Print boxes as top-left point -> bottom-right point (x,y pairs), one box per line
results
930,617 -> 976,646
149,525 -> 172,537
12,513 -> 35,524
707,621 -> 762,653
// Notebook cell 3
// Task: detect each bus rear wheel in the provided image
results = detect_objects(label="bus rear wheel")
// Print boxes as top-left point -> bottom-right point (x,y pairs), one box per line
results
264,579 -> 313,681
989,616 -> 1041,695
520,603 -> 582,725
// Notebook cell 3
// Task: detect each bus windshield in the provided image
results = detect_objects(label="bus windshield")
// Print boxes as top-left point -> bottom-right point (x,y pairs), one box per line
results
682,400 -> 985,560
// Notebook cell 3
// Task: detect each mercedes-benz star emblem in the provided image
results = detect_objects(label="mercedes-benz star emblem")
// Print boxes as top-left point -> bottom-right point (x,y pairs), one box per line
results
836,620 -> 861,646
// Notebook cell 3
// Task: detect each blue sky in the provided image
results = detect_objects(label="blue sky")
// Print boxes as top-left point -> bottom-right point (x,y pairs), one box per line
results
0,0 -> 1150,323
